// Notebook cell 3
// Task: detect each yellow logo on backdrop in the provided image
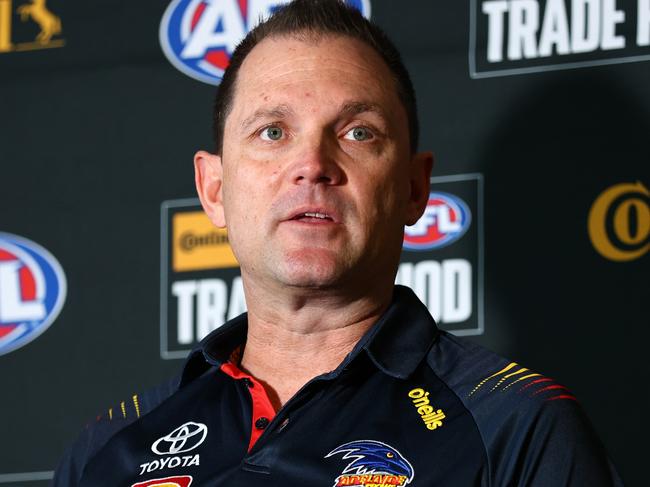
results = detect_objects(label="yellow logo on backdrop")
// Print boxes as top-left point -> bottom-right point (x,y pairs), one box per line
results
172,211 -> 238,272
0,0 -> 63,53
588,181 -> 649,262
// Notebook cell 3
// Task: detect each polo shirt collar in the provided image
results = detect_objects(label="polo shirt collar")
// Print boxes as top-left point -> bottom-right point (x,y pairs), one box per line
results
179,285 -> 439,387
179,313 -> 248,387
361,285 -> 439,379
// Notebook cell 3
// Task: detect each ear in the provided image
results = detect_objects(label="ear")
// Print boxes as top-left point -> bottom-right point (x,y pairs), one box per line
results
405,151 -> 434,225
194,150 -> 226,228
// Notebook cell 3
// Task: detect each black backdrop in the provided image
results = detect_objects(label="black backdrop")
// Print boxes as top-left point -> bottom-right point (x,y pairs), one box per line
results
0,0 -> 648,485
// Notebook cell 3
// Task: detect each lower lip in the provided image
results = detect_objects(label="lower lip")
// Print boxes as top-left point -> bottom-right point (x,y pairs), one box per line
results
283,217 -> 339,227
292,217 -> 335,224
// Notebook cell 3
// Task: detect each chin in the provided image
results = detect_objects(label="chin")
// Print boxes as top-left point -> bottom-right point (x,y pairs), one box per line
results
275,249 -> 347,288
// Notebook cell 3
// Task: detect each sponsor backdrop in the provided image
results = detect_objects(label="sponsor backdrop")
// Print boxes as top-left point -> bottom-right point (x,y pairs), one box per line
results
0,0 -> 647,484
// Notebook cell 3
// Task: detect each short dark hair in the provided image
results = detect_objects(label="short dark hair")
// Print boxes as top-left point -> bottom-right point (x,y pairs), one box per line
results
212,0 -> 419,154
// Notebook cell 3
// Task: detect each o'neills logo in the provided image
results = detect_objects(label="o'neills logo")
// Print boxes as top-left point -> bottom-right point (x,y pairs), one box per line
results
325,440 -> 414,487
408,388 -> 445,431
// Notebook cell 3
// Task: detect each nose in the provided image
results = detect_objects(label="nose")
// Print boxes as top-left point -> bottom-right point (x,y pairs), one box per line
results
289,134 -> 344,186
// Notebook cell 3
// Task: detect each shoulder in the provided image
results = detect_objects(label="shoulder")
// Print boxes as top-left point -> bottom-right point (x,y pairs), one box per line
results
426,331 -> 571,410
425,332 -> 623,486
51,375 -> 179,487
426,331 -> 585,448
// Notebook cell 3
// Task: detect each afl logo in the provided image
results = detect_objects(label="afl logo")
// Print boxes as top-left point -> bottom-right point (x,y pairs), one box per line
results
0,233 -> 66,356
159,0 -> 372,85
404,192 -> 472,251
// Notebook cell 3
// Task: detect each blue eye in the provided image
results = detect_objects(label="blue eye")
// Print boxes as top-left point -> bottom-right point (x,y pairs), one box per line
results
344,127 -> 373,141
261,126 -> 283,141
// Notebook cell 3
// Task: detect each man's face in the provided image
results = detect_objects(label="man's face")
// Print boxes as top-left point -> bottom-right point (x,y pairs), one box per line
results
197,34 -> 431,293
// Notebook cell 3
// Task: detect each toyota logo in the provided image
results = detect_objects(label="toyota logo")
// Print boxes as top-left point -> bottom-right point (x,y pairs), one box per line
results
151,422 -> 208,455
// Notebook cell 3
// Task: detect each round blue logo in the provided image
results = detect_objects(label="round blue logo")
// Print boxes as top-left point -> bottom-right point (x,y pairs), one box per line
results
159,0 -> 372,85
403,192 -> 472,251
0,233 -> 67,356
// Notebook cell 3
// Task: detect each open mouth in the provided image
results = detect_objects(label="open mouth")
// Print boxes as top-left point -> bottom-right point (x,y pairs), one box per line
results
292,211 -> 334,223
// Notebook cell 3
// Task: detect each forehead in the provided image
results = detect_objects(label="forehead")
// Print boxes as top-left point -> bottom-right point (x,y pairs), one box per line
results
228,34 -> 403,122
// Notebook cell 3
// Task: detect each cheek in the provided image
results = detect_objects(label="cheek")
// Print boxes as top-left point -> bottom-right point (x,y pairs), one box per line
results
366,163 -> 409,217
351,178 -> 399,241
225,190 -> 258,225
222,171 -> 255,229
222,191 -> 260,265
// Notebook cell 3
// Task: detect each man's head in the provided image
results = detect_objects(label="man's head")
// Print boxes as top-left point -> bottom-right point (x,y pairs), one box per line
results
213,0 -> 420,155
195,0 -> 432,297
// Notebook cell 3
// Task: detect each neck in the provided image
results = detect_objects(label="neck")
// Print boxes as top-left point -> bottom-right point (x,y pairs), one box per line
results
239,278 -> 394,410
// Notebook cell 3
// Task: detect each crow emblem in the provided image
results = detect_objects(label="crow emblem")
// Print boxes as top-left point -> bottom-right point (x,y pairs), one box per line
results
326,440 -> 415,486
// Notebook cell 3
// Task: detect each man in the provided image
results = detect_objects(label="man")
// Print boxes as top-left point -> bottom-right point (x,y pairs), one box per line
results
53,1 -> 623,485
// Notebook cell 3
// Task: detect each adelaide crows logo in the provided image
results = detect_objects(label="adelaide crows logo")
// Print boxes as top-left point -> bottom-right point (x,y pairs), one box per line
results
325,440 -> 415,487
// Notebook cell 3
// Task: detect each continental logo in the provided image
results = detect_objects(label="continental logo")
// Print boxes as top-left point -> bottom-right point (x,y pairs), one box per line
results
469,362 -> 576,402
588,181 -> 649,262
407,388 -> 445,431
161,199 -> 245,359
0,0 -> 64,53
172,211 -> 238,271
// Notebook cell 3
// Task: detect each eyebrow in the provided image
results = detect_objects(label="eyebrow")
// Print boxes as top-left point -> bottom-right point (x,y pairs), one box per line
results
339,101 -> 387,120
241,104 -> 294,132
239,101 -> 388,132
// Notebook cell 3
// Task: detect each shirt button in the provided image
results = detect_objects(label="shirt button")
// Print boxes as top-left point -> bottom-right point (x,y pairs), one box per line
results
255,417 -> 270,430
242,378 -> 253,388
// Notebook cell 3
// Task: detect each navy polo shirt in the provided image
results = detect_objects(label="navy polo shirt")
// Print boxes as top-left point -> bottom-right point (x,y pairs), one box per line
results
53,286 -> 623,486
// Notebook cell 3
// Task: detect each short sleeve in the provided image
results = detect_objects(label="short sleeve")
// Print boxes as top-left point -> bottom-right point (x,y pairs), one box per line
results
491,397 -> 624,486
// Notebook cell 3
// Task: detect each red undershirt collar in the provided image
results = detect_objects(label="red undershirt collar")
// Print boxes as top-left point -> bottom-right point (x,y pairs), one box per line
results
219,346 -> 277,452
